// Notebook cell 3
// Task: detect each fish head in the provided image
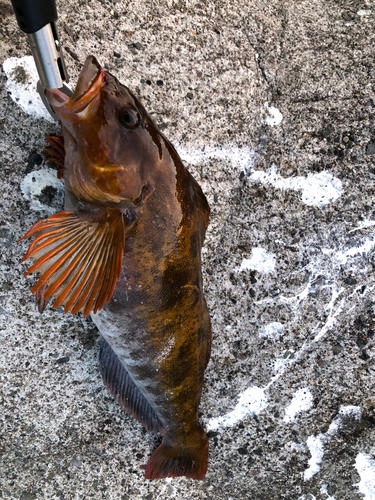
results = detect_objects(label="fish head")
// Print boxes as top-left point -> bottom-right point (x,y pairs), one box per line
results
46,56 -> 164,207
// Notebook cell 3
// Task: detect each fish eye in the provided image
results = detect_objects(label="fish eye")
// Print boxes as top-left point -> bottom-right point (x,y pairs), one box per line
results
117,107 -> 140,129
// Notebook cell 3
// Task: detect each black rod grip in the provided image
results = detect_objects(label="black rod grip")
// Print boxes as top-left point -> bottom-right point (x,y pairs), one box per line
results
11,0 -> 58,34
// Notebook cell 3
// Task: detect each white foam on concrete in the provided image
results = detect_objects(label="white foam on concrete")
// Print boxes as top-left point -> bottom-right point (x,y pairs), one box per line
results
348,218 -> 375,233
283,388 -> 313,423
255,281 -> 312,307
20,168 -> 64,212
206,386 -> 268,430
249,165 -> 343,208
179,144 -> 342,208
320,484 -> 336,500
224,220 -> 375,433
272,351 -> 295,376
354,453 -> 375,500
238,247 -> 276,274
334,236 -> 375,266
338,405 -> 362,420
313,287 -> 345,342
304,434 -> 325,481
3,56 -> 54,122
259,322 -> 284,340
262,102 -> 283,126
304,406 -> 362,481
357,10 -> 372,16
178,143 -> 256,172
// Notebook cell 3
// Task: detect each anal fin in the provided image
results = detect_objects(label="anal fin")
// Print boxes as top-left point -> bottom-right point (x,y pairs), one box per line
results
99,337 -> 163,434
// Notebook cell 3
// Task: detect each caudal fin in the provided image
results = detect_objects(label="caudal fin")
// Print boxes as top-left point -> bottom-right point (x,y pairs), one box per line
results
145,430 -> 209,480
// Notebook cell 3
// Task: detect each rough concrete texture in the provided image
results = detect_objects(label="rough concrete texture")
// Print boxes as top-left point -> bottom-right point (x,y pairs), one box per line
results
1,0 -> 375,499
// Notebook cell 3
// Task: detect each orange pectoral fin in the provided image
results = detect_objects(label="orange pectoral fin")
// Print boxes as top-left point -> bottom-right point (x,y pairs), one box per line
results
19,208 -> 125,316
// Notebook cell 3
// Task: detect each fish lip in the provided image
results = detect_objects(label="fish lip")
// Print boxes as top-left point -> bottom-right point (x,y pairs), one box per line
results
70,56 -> 103,103
68,72 -> 105,115
46,56 -> 105,116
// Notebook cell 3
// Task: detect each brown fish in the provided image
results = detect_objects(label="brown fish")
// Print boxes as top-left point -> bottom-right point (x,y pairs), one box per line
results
19,56 -> 211,480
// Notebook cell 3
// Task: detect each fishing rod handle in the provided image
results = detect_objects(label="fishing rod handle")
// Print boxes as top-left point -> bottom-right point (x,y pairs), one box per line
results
11,0 -> 58,34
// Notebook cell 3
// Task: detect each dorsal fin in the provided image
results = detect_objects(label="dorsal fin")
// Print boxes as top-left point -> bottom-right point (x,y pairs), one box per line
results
99,337 -> 164,433
18,208 -> 125,317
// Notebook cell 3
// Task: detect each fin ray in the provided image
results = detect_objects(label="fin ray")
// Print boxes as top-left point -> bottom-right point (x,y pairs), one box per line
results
99,337 -> 164,433
145,431 -> 209,480
44,147 -> 64,162
26,231 -> 85,278
45,135 -> 65,156
56,232 -> 107,311
92,231 -> 114,313
18,212 -> 76,242
21,223 -> 81,261
43,235 -> 95,299
19,208 -> 125,316
44,135 -> 65,174
69,230 -> 108,315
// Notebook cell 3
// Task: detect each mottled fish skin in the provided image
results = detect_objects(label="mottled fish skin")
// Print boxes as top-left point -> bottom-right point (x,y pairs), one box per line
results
91,127 -> 211,477
21,56 -> 211,479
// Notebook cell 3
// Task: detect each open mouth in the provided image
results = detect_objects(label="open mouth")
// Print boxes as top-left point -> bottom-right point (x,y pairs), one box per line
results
46,56 -> 105,116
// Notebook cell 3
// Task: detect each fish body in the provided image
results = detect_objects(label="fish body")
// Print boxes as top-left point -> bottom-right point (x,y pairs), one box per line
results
19,57 -> 211,479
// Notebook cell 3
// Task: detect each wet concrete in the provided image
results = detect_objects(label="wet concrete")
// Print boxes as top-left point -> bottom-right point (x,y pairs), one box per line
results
0,1 -> 375,499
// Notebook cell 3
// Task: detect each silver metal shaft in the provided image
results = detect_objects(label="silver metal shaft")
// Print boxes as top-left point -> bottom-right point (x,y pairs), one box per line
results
27,23 -> 72,119
27,22 -> 68,88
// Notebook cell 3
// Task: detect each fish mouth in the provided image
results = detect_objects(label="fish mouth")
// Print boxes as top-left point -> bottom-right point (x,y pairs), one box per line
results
46,56 -> 105,118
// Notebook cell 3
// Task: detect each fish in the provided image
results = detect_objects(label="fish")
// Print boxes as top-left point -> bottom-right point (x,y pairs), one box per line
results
18,56 -> 211,480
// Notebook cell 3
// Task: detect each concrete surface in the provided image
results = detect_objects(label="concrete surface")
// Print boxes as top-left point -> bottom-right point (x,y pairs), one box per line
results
1,0 -> 375,499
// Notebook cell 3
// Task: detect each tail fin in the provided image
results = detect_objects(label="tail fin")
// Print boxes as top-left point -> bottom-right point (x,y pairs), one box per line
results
145,429 -> 209,480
